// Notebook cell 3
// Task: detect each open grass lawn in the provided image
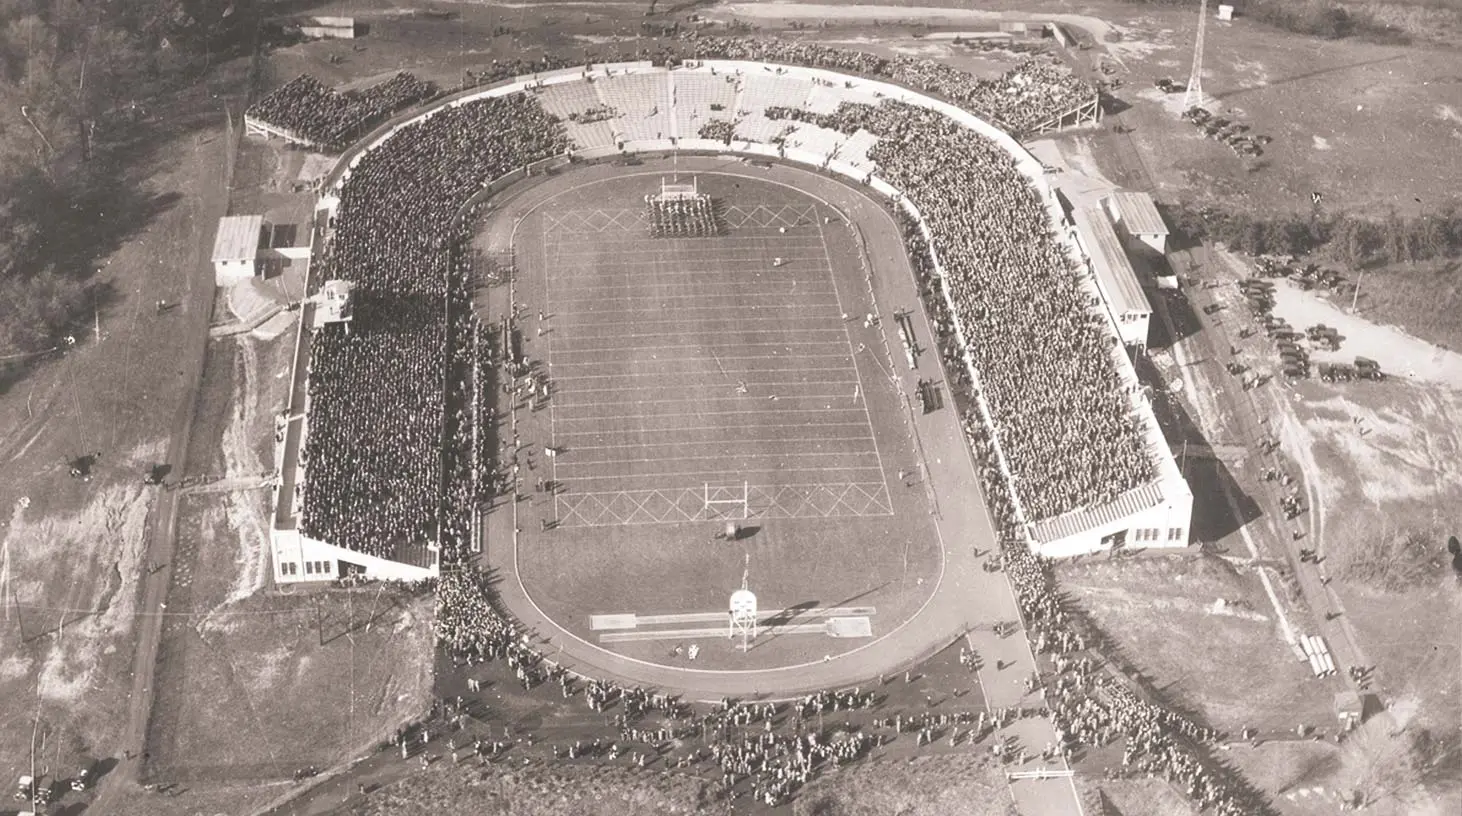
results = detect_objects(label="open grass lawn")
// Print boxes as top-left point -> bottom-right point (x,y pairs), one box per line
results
1074,775 -> 1196,816
1056,554 -> 1337,732
146,579 -> 435,783
794,754 -> 1017,816
358,761 -> 710,816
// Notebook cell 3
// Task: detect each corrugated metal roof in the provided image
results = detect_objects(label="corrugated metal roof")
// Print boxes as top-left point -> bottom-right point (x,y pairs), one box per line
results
1029,481 -> 1166,543
1074,207 -> 1149,317
1109,191 -> 1168,237
211,215 -> 264,263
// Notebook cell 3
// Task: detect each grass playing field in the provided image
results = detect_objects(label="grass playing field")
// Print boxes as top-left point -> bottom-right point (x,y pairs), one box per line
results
487,165 -> 947,673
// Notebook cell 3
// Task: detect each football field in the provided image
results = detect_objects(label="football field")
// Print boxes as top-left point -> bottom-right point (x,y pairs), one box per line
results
484,165 -> 956,674
539,191 -> 893,527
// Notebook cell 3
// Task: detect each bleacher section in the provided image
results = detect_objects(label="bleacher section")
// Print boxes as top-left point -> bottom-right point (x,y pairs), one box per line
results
536,80 -> 617,151
840,129 -> 881,171
672,71 -> 739,140
596,71 -> 672,143
735,73 -> 815,143
806,82 -> 881,115
783,123 -> 845,163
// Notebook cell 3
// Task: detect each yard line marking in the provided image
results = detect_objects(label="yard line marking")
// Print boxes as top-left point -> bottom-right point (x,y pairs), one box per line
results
550,394 -> 869,411
549,292 -> 841,306
549,352 -> 855,365
552,323 -> 848,336
550,338 -> 851,352
556,450 -> 882,466
813,211 -> 892,500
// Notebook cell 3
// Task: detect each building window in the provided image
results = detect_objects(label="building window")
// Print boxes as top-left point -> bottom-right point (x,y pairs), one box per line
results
1169,527 -> 1184,541
304,561 -> 313,575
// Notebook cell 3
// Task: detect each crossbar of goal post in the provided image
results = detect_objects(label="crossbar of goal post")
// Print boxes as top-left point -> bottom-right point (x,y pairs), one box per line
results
703,481 -> 750,521
658,176 -> 699,201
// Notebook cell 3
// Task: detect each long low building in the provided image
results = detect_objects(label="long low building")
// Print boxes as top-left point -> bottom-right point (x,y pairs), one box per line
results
268,59 -> 1190,583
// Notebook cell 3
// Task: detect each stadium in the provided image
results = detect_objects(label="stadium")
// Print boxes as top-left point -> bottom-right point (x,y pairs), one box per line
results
256,40 -> 1192,685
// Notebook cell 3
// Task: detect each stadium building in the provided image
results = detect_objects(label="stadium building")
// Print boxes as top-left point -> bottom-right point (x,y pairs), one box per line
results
262,54 -> 1191,583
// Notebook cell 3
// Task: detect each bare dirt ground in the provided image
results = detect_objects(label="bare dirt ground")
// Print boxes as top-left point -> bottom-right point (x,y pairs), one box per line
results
1056,554 -> 1335,732
1264,274 -> 1462,388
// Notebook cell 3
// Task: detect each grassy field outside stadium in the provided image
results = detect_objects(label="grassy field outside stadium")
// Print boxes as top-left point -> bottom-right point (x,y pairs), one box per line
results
495,169 -> 948,672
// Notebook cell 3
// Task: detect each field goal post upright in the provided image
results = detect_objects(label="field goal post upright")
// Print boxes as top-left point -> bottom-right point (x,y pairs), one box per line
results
656,176 -> 699,201
703,480 -> 750,521
729,553 -> 758,652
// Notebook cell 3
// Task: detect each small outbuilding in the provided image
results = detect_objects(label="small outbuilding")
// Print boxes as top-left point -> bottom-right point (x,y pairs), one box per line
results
211,215 -> 265,284
1105,191 -> 1171,255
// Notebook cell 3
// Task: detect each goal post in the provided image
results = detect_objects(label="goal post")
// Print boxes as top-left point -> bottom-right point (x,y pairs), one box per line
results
703,480 -> 750,521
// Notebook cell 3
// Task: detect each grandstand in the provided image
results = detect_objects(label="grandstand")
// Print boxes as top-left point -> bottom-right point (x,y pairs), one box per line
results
595,70 -> 673,143
671,71 -> 738,140
260,41 -> 1181,585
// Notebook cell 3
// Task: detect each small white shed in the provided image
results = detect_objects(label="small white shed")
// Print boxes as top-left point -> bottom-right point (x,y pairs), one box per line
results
211,215 -> 265,284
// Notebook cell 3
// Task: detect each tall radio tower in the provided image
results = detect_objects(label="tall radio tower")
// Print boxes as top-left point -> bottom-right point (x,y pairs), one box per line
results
1182,0 -> 1211,113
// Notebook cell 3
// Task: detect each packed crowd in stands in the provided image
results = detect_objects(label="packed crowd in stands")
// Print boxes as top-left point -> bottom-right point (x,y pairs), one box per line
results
245,72 -> 438,152
697,118 -> 736,142
761,98 -> 1152,520
299,93 -> 567,558
280,37 -> 1264,815
252,34 -> 1094,150
646,195 -> 722,237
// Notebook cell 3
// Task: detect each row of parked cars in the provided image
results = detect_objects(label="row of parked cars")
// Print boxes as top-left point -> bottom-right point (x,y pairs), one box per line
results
1183,106 -> 1270,157
14,769 -> 89,809
1254,256 -> 1354,293
1238,277 -> 1385,382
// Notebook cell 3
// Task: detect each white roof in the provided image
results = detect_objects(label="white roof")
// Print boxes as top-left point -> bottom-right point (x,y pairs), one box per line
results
211,215 -> 264,263
1108,191 -> 1169,237
1074,207 -> 1149,317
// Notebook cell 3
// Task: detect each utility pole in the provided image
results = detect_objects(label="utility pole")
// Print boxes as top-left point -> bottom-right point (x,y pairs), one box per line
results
1350,271 -> 1364,313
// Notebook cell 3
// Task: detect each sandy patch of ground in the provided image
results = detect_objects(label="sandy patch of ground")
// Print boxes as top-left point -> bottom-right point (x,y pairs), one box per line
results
1266,278 -> 1462,388
2,448 -> 156,705
1278,388 -> 1462,507
220,339 -> 270,605
1312,135 -> 1331,150
709,3 -> 1170,63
